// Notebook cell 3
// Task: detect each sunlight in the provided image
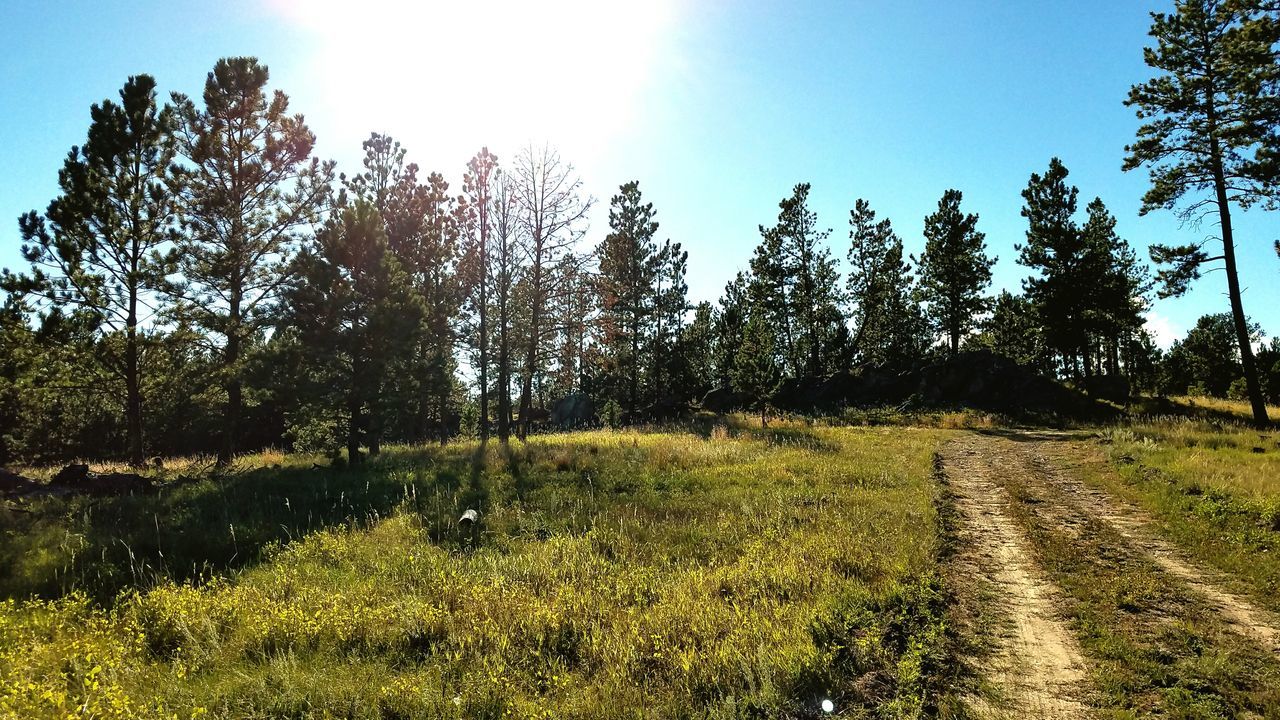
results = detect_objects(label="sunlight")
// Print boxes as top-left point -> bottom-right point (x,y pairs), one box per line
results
269,0 -> 680,168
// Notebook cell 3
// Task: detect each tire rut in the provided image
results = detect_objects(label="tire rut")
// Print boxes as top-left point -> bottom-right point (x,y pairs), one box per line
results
1011,432 -> 1280,655
941,435 -> 1090,719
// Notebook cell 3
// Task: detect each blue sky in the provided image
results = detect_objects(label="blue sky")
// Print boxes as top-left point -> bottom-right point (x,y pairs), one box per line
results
2,0 -> 1278,348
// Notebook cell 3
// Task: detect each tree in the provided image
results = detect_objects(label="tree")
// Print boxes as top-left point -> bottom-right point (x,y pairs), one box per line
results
732,308 -> 781,427
974,291 -> 1053,373
650,239 -> 689,402
171,57 -> 333,464
458,148 -> 499,442
283,200 -> 422,462
714,271 -> 751,387
672,301 -> 717,402
511,145 -> 591,439
750,183 -> 845,376
1078,198 -> 1149,376
9,75 -> 180,466
1160,312 -> 1260,396
490,173 -> 523,442
916,189 -> 995,355
1124,0 -> 1280,424
1017,158 -> 1090,378
596,181 -> 659,415
846,200 -> 928,368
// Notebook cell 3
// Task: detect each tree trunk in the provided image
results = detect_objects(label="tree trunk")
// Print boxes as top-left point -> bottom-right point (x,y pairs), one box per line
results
518,261 -> 543,442
1211,147 -> 1269,426
125,285 -> 144,467
497,313 -> 511,443
218,293 -> 241,467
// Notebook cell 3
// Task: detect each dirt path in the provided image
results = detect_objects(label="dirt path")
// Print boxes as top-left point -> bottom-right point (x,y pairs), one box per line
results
942,435 -> 1090,719
1019,433 -> 1280,654
943,430 -> 1280,717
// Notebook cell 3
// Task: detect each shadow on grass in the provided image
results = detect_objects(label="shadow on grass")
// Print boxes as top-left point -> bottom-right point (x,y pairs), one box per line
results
0,443 -> 497,603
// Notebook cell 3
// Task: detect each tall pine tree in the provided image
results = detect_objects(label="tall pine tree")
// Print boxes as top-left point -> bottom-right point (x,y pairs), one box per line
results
1125,0 -> 1280,424
916,189 -> 995,355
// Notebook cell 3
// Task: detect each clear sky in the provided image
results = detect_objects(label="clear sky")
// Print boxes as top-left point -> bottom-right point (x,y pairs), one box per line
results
2,0 -> 1278,348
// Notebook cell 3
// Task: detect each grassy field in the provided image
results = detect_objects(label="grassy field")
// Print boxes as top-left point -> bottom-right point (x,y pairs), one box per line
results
1092,398 -> 1280,610
0,422 -> 961,719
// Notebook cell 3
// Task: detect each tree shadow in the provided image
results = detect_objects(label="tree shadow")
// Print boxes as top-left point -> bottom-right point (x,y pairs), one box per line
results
0,443 -> 496,603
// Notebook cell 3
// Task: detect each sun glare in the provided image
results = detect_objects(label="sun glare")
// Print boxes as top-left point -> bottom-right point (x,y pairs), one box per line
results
269,0 -> 680,171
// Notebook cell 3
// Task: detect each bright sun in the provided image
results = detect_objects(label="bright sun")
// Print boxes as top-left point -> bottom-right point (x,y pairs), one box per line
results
268,0 -> 681,172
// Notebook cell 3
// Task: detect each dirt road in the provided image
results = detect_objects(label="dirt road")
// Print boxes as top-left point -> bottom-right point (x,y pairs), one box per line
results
940,430 -> 1280,718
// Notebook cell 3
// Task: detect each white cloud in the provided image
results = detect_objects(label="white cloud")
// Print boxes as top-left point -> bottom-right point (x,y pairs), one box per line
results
1143,310 -> 1180,350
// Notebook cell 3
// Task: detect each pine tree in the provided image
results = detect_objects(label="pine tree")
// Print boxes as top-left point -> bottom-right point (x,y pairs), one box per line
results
650,239 -> 689,403
916,189 -> 995,355
750,183 -> 844,376
458,148 -> 499,441
596,181 -> 659,415
846,199 -> 928,368
1078,198 -> 1149,377
714,271 -> 751,387
732,308 -> 781,427
978,291 -> 1053,373
10,75 -> 180,466
171,57 -> 334,464
1017,158 -> 1090,378
283,200 -> 422,462
1125,0 -> 1280,424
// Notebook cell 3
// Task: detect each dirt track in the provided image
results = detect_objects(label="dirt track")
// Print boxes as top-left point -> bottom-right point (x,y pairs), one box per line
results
941,430 -> 1280,718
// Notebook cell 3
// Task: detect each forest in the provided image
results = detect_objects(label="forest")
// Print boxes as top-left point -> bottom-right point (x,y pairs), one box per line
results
3,17 -> 1279,468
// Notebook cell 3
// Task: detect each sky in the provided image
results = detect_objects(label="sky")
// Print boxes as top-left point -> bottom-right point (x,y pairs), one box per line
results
2,0 -> 1278,349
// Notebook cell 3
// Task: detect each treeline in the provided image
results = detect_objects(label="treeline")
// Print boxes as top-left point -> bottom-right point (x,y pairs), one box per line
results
0,55 -> 1146,464
4,0 -> 1280,463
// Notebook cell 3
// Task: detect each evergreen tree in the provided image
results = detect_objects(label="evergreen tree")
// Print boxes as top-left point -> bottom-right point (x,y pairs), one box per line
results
595,181 -> 659,415
732,309 -> 781,427
846,199 -> 928,367
714,271 -> 751,387
1017,158 -> 1089,378
171,57 -> 334,464
672,301 -> 717,402
9,75 -> 179,465
282,201 -> 422,462
750,183 -> 845,376
975,291 -> 1053,373
1078,198 -> 1149,376
1160,312 -> 1261,397
458,148 -> 499,441
1125,0 -> 1280,424
650,239 -> 689,402
916,189 -> 995,355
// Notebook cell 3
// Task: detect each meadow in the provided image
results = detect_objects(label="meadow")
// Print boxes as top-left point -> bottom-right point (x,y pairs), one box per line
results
0,422 -> 961,719
1093,397 -> 1280,610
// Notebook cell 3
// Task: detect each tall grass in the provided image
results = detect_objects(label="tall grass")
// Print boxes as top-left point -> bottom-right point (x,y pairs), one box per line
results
1,426 -> 958,718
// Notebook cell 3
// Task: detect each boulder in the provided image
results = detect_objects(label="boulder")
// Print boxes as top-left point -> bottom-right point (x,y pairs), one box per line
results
551,394 -> 596,429
700,387 -> 744,414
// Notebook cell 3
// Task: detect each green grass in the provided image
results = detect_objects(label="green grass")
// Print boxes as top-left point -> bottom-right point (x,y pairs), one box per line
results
1091,412 -> 1280,610
1,424 -> 962,719
992,446 -> 1280,719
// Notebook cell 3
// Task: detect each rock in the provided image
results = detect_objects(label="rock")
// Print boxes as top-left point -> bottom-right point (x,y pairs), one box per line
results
700,387 -> 744,414
0,467 -> 37,496
51,464 -> 91,485
551,394 -> 596,429
46,463 -> 155,496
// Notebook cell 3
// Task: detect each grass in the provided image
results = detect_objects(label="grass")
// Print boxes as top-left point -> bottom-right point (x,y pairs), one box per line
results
0,423 -> 964,719
1089,401 -> 1280,611
992,444 -> 1280,719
